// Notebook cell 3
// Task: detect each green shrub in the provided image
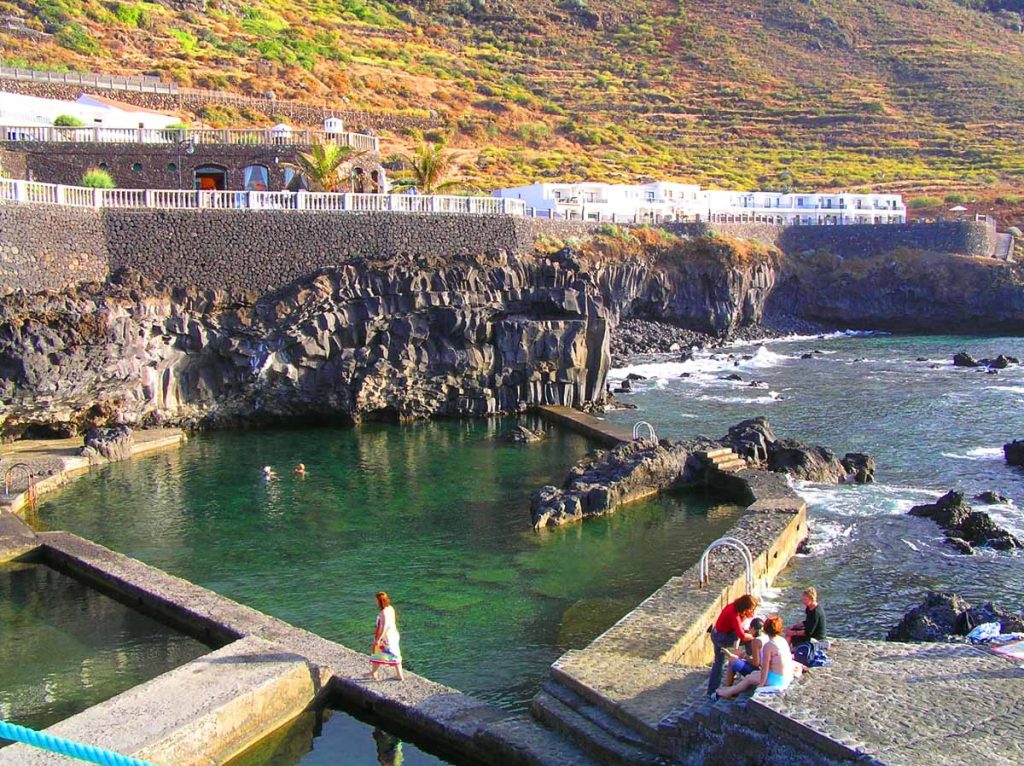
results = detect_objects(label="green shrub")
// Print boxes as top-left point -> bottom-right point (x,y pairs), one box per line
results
81,168 -> 116,189
908,195 -> 942,209
56,23 -> 101,55
944,193 -> 967,204
53,114 -> 85,127
113,2 -> 146,27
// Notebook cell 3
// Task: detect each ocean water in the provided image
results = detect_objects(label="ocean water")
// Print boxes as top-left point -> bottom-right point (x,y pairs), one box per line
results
33,416 -> 744,713
605,333 -> 1024,635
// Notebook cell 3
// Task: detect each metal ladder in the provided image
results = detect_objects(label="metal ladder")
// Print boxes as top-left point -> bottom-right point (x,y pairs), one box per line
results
632,420 -> 657,443
698,536 -> 755,594
3,462 -> 38,512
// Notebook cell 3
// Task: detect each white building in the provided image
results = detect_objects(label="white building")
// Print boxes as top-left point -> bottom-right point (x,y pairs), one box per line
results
492,181 -> 703,222
492,182 -> 905,225
704,190 -> 905,225
0,91 -> 180,130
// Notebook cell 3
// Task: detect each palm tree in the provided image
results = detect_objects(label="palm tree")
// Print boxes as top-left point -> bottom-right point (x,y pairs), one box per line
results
281,141 -> 365,192
389,142 -> 463,195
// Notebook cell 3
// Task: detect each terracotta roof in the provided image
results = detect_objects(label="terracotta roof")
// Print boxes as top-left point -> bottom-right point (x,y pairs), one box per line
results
77,92 -> 178,118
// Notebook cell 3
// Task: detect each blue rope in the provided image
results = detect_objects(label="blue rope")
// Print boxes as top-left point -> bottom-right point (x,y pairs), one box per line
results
0,720 -> 156,766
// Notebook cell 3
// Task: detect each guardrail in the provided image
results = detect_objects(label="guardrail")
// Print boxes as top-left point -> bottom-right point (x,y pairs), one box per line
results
0,125 -> 379,152
0,179 -> 526,216
0,66 -> 175,94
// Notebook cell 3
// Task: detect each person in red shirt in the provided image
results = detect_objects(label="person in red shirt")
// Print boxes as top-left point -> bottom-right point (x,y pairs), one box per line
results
707,594 -> 760,696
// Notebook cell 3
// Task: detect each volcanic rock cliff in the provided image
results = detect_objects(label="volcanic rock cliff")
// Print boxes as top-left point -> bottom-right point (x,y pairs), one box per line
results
0,242 -> 775,438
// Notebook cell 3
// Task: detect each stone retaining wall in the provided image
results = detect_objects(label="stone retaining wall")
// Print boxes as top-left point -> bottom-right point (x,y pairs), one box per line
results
0,202 -> 109,293
0,203 -> 603,295
663,221 -> 997,258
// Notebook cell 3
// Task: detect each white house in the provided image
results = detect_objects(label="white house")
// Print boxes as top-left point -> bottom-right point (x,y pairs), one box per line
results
492,181 -> 905,225
0,91 -> 180,130
492,181 -> 703,222
704,190 -> 906,225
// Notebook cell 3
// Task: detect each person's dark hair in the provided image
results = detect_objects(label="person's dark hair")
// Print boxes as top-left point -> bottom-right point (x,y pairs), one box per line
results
376,591 -> 391,609
735,594 -> 759,615
749,617 -> 764,634
764,615 -> 783,637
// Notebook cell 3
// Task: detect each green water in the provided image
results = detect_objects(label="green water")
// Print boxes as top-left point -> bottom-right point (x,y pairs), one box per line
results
0,562 -> 208,733
34,417 -> 743,710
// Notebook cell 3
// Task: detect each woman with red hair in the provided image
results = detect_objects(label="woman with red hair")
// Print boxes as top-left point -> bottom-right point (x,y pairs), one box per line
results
369,591 -> 404,681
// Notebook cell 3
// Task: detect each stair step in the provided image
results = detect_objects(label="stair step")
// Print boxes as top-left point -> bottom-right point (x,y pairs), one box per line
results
540,681 -> 651,749
699,447 -> 735,459
710,454 -> 743,465
712,459 -> 747,472
531,690 -> 668,766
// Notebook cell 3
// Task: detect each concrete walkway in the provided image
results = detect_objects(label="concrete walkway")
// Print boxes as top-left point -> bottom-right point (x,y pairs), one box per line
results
0,428 -> 186,514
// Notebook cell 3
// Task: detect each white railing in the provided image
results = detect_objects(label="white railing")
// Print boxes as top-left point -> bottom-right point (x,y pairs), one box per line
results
0,179 -> 527,216
0,66 -> 176,93
0,125 -> 380,152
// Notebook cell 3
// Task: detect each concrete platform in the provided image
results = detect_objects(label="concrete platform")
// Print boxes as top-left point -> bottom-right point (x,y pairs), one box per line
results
535,405 -> 635,447
753,639 -> 1024,766
0,428 -> 187,515
0,636 -> 317,766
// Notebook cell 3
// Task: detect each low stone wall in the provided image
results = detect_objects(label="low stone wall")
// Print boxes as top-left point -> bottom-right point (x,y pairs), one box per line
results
663,221 -> 997,258
0,201 -> 109,293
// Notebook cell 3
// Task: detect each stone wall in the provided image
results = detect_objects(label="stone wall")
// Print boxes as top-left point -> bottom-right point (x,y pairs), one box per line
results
0,203 -> 605,295
663,221 -> 997,258
0,80 -> 441,132
0,202 -> 108,294
7,143 -> 382,192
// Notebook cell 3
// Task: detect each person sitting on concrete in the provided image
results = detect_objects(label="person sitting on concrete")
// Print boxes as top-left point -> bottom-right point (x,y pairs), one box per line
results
707,594 -> 760,696
716,615 -> 801,700
786,587 -> 827,646
723,617 -> 764,687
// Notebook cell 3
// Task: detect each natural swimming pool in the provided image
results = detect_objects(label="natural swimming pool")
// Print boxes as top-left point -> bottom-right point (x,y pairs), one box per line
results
33,416 -> 744,711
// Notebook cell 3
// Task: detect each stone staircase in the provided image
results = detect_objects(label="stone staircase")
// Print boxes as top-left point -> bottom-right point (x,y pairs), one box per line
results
994,232 -> 1014,261
530,651 -> 713,766
698,447 -> 748,474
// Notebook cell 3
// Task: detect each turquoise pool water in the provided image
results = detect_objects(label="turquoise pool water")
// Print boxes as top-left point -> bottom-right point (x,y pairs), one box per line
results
34,416 -> 744,710
0,561 -> 208,734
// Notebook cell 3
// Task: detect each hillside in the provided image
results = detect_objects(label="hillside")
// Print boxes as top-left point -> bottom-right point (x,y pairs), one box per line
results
3,0 -> 1024,215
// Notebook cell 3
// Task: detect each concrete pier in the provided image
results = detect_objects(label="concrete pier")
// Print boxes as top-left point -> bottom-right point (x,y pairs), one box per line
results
535,405 -> 635,447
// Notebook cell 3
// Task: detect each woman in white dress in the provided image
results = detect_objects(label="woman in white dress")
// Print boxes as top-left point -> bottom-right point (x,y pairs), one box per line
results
369,591 -> 404,681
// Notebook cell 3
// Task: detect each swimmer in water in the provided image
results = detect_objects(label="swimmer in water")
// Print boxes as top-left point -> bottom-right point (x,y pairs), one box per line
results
295,463 -> 306,476
263,466 -> 277,480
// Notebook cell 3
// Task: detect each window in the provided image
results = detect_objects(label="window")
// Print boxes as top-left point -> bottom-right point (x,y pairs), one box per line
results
98,162 -> 108,170
132,162 -> 143,173
167,162 -> 177,173
243,164 -> 270,191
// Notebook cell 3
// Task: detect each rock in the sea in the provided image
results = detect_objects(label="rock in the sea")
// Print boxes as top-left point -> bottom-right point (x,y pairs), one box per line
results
1004,439 -> 1024,466
909,490 -> 1021,553
507,425 -> 545,443
887,591 -> 1024,642
974,490 -> 1010,504
530,439 -> 699,529
80,425 -> 134,462
800,352 -> 814,360
723,416 -> 873,483
721,373 -> 743,381
953,351 -> 979,368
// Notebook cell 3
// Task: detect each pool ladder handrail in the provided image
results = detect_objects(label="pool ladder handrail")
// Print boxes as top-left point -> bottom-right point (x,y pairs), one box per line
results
632,421 -> 657,443
2,462 -> 38,512
698,536 -> 755,594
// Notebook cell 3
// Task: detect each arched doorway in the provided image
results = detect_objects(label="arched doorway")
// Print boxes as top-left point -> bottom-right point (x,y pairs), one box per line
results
194,164 -> 228,191
352,167 -> 366,193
